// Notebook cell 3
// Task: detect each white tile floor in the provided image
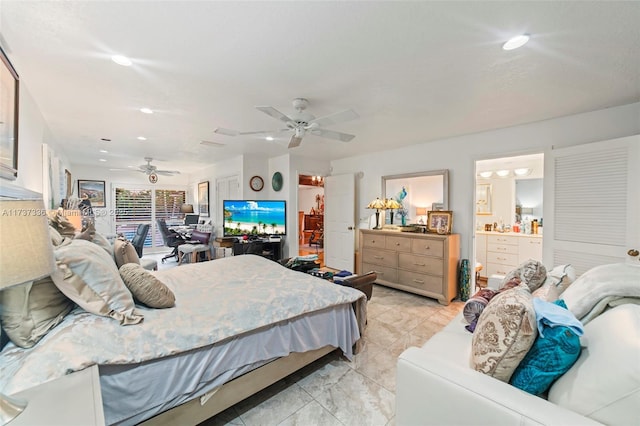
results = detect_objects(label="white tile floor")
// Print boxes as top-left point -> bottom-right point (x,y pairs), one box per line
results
144,251 -> 464,426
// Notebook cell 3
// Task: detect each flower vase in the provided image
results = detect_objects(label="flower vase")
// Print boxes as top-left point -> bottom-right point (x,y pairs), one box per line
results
458,259 -> 470,301
401,215 -> 406,226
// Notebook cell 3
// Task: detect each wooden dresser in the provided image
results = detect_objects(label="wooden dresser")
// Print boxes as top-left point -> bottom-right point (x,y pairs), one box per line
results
359,229 -> 460,305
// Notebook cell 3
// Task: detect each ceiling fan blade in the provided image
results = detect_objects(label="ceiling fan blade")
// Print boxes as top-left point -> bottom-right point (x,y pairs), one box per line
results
288,134 -> 303,148
214,127 -> 239,136
155,170 -> 181,176
256,106 -> 294,124
310,128 -> 356,142
310,109 -> 359,127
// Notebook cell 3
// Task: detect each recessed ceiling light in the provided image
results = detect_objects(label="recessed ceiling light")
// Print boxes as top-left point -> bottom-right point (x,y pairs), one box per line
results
502,34 -> 530,51
111,55 -> 132,66
140,108 -> 153,114
137,136 -> 147,141
99,149 -> 108,153
265,136 -> 274,141
496,169 -> 510,177
99,158 -> 107,162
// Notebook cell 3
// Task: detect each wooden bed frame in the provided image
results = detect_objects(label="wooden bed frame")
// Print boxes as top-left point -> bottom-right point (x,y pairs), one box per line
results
140,298 -> 366,426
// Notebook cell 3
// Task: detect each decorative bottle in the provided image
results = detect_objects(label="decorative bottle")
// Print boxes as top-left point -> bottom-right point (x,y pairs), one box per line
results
459,259 -> 470,302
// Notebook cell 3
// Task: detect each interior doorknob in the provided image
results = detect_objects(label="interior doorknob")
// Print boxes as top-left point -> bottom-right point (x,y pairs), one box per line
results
628,249 -> 639,257
347,226 -> 354,230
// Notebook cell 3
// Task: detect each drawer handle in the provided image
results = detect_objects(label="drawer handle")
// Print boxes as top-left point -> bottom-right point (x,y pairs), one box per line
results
395,242 -> 400,246
373,256 -> 384,260
413,262 -> 426,266
497,270 -> 507,275
424,246 -> 430,250
530,241 -> 540,244
412,279 -> 425,284
497,257 -> 507,261
497,247 -> 507,251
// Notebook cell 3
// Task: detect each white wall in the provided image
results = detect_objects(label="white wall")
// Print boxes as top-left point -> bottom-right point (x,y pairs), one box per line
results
331,102 -> 640,262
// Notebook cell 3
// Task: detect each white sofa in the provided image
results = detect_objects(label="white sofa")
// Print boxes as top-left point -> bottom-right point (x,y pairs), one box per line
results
396,263 -> 640,426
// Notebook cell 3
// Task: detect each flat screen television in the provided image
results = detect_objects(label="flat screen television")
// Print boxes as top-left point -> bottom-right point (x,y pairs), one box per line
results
223,200 -> 286,236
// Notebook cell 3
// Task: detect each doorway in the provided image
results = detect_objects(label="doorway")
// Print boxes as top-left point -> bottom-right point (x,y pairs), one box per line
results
298,175 -> 325,266
474,153 -> 544,286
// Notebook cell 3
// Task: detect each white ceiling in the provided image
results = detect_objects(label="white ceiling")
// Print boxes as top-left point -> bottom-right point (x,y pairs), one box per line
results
1,1 -> 639,175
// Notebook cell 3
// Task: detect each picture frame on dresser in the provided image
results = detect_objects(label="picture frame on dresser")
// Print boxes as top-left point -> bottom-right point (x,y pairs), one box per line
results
427,210 -> 452,234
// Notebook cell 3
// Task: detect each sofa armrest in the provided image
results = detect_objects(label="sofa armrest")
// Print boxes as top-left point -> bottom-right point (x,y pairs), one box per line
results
396,344 -> 602,426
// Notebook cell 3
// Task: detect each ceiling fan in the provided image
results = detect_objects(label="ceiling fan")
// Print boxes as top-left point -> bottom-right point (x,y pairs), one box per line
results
214,98 -> 359,148
137,157 -> 181,176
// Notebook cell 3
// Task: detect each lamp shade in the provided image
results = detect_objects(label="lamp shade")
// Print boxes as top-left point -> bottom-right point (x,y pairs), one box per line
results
366,198 -> 386,210
180,203 -> 194,213
0,199 -> 55,288
416,207 -> 427,216
385,199 -> 402,209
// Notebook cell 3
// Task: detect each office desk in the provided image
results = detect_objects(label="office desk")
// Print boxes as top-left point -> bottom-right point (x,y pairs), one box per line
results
233,238 -> 284,261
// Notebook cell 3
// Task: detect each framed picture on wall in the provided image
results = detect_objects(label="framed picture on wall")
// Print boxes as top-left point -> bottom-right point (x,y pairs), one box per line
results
77,180 -> 106,208
0,46 -> 19,181
198,181 -> 209,217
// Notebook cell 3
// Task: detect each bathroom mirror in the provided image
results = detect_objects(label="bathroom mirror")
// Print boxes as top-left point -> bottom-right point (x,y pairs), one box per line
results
381,170 -> 448,225
515,178 -> 543,221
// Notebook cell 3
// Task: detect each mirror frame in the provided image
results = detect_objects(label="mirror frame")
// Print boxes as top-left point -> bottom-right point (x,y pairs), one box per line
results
381,170 -> 449,220
476,183 -> 492,215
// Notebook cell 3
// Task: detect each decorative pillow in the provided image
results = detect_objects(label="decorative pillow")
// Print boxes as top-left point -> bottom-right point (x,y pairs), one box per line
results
501,260 -> 547,292
471,285 -> 538,382
47,211 -> 77,238
532,278 -> 560,302
0,276 -> 74,348
119,264 -> 175,308
49,226 -> 64,246
510,299 -> 582,395
548,264 -> 576,294
548,304 -> 640,425
113,237 -> 140,269
51,239 -> 143,325
463,289 -> 497,324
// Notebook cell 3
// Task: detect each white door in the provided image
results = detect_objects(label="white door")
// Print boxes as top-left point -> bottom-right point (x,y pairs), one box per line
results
544,135 -> 639,275
216,175 -> 240,237
325,173 -> 355,271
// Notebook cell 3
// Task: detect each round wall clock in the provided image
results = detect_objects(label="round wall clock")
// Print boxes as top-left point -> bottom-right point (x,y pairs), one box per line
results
249,175 -> 264,191
272,172 -> 283,191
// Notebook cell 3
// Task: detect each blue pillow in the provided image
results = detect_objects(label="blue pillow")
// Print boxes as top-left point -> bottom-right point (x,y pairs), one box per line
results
510,300 -> 582,395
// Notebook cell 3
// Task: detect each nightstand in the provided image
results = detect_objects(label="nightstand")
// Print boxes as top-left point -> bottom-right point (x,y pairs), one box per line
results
9,365 -> 105,426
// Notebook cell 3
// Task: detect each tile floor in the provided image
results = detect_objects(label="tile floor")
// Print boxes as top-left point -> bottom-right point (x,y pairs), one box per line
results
143,250 -> 465,425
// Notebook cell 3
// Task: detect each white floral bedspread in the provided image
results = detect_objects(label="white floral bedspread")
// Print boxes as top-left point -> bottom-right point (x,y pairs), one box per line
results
0,255 -> 364,394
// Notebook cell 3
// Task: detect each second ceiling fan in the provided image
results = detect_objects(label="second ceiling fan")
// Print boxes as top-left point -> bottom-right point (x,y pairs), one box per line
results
214,98 -> 358,148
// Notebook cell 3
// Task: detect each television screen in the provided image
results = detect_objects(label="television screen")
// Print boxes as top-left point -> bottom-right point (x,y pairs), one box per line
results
223,200 -> 286,236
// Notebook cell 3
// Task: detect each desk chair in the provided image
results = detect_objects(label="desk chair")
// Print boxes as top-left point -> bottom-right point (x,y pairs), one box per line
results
157,218 -> 186,263
131,224 -> 150,258
309,227 -> 324,253
178,230 -> 212,264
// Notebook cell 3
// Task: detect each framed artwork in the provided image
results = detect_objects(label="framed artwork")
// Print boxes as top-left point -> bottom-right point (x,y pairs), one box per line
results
77,180 -> 106,208
427,210 -> 453,234
0,46 -> 19,181
198,181 -> 209,217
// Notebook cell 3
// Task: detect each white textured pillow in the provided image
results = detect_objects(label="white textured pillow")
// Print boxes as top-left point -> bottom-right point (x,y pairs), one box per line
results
548,304 -> 640,425
51,239 -> 143,325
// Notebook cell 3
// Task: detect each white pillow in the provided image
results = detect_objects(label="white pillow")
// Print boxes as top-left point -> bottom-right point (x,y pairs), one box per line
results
548,264 -> 576,294
548,304 -> 640,425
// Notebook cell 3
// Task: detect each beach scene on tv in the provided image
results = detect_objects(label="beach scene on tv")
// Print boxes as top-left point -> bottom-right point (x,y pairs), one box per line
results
223,200 -> 286,236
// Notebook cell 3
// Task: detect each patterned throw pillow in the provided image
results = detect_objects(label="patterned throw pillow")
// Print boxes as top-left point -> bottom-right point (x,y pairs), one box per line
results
471,285 -> 537,382
502,260 -> 547,292
510,299 -> 582,395
119,264 -> 175,308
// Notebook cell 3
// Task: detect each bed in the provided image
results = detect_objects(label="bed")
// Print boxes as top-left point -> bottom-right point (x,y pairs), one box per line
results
0,252 -> 366,425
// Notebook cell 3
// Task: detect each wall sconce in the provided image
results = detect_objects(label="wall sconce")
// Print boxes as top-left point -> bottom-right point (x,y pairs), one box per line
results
366,197 -> 386,229
384,198 -> 402,224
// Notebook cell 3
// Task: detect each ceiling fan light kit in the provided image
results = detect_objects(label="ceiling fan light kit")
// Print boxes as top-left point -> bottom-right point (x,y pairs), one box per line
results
214,98 -> 358,148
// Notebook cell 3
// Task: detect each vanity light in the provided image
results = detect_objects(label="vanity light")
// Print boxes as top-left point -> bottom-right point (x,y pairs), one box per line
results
265,136 -> 274,141
502,34 -> 530,51
514,168 -> 532,176
99,159 -> 107,162
479,171 -> 493,178
111,55 -> 132,66
99,149 -> 108,154
137,136 -> 147,141
140,108 -> 153,114
495,170 -> 510,177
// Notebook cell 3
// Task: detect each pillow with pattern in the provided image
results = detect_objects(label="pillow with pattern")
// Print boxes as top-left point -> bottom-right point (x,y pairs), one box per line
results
501,260 -> 547,292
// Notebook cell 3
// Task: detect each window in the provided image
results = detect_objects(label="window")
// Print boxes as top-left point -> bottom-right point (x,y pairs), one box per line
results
115,186 -> 186,249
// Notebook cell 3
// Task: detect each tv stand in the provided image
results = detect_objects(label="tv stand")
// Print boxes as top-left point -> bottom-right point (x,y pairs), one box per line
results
232,238 -> 284,261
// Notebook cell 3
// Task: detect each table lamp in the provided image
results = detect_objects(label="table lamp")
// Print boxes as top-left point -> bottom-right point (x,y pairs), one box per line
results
384,199 -> 402,224
180,203 -> 194,214
0,197 -> 56,425
366,198 -> 386,229
416,207 -> 427,224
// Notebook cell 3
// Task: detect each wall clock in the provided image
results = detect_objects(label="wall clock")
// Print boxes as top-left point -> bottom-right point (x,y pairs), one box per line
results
249,175 -> 264,191
272,172 -> 283,191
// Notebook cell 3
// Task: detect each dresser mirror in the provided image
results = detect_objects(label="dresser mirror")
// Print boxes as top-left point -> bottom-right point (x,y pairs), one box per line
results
381,170 -> 449,225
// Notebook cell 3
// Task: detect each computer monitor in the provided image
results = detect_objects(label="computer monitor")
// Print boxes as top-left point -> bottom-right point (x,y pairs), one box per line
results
184,214 -> 200,226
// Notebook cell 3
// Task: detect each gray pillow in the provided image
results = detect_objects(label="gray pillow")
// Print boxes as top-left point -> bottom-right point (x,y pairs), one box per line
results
113,237 -> 140,268
51,239 -> 143,325
119,264 -> 176,308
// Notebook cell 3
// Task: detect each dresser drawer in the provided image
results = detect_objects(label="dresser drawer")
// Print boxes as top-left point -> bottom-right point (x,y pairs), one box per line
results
362,262 -> 397,283
488,235 -> 517,246
410,238 -> 444,257
398,269 -> 442,293
487,243 -> 518,255
398,253 -> 444,276
486,251 -> 518,267
518,237 -> 542,262
385,235 -> 411,252
362,248 -> 397,268
362,233 -> 386,249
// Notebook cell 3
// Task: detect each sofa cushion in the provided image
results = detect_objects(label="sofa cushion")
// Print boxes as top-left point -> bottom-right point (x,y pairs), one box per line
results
510,299 -> 581,395
471,285 -> 537,382
0,276 -> 74,348
548,304 -> 640,425
501,260 -> 547,292
119,263 -> 175,308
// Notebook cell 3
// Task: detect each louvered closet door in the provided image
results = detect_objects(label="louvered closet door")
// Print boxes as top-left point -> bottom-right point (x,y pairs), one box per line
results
544,135 -> 639,275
